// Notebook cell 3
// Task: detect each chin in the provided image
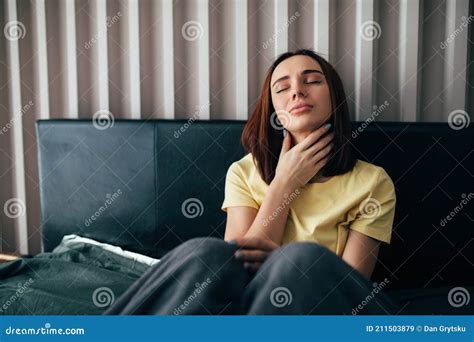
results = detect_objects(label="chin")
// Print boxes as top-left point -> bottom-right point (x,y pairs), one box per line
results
286,116 -> 321,134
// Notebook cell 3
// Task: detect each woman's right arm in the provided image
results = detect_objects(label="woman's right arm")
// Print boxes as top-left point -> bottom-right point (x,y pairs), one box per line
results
224,124 -> 334,246
224,176 -> 294,244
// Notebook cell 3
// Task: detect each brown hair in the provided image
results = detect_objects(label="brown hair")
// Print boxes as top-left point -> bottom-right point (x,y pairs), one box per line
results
241,49 -> 356,185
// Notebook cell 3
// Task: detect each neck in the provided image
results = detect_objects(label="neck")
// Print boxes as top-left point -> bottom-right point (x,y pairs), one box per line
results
290,131 -> 311,145
287,131 -> 330,184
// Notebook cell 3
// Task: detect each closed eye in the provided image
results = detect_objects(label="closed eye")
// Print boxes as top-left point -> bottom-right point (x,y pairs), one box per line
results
275,80 -> 322,93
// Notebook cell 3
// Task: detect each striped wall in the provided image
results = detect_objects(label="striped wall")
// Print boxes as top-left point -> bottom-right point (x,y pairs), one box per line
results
0,0 -> 472,254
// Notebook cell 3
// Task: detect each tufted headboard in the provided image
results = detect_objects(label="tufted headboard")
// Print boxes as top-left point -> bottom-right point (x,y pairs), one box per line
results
36,119 -> 473,289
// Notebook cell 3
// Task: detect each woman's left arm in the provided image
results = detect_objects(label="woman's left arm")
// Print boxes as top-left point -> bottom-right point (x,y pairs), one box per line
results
342,229 -> 381,280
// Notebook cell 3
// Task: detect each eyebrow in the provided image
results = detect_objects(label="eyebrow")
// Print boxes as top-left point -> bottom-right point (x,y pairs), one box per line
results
272,69 -> 323,88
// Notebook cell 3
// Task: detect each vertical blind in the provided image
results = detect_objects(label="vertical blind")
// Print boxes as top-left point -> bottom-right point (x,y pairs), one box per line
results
0,0 -> 472,254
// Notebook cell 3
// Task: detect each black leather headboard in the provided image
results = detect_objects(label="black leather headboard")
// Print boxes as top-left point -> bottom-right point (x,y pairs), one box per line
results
36,120 -> 246,258
36,119 -> 473,289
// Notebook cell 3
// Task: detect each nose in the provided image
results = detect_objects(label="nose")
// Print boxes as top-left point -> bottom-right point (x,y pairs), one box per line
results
292,82 -> 306,99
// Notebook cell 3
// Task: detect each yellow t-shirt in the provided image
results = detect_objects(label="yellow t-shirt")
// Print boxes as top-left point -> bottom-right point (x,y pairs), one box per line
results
221,153 -> 396,256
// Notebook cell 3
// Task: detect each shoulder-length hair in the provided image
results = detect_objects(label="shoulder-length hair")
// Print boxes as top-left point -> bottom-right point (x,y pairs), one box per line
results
241,49 -> 356,185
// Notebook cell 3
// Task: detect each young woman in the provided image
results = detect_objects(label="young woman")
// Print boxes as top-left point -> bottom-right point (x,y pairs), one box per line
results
105,49 -> 398,315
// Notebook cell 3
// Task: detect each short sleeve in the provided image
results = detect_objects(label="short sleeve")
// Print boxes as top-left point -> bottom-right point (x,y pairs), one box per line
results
349,169 -> 396,244
221,162 -> 259,212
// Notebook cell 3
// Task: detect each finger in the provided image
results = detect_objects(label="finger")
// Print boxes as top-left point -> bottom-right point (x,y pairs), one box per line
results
311,142 -> 334,165
234,237 -> 279,251
298,123 -> 332,151
305,132 -> 334,157
279,131 -> 292,156
234,249 -> 270,262
313,155 -> 329,169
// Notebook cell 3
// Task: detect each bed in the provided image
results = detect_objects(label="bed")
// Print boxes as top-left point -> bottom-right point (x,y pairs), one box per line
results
0,235 -> 158,315
0,119 -> 472,315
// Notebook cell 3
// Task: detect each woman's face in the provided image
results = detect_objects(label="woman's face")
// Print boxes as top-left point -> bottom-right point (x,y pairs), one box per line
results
270,55 -> 332,137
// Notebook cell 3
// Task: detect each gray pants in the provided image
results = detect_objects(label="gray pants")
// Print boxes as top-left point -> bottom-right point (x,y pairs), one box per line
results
104,237 -> 399,315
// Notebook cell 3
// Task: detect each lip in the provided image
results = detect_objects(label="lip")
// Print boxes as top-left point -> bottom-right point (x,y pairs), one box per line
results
290,104 -> 313,114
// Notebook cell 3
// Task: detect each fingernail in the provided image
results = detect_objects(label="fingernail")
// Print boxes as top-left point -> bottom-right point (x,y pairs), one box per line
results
227,240 -> 237,245
283,129 -> 287,138
323,123 -> 332,130
234,251 -> 243,260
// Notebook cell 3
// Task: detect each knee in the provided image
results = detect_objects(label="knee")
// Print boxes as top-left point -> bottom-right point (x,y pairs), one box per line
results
175,237 -> 236,261
181,236 -> 225,248
170,237 -> 247,284
267,241 -> 338,275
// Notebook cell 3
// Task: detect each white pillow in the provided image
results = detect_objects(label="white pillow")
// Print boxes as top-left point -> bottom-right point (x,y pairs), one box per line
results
59,234 -> 160,266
